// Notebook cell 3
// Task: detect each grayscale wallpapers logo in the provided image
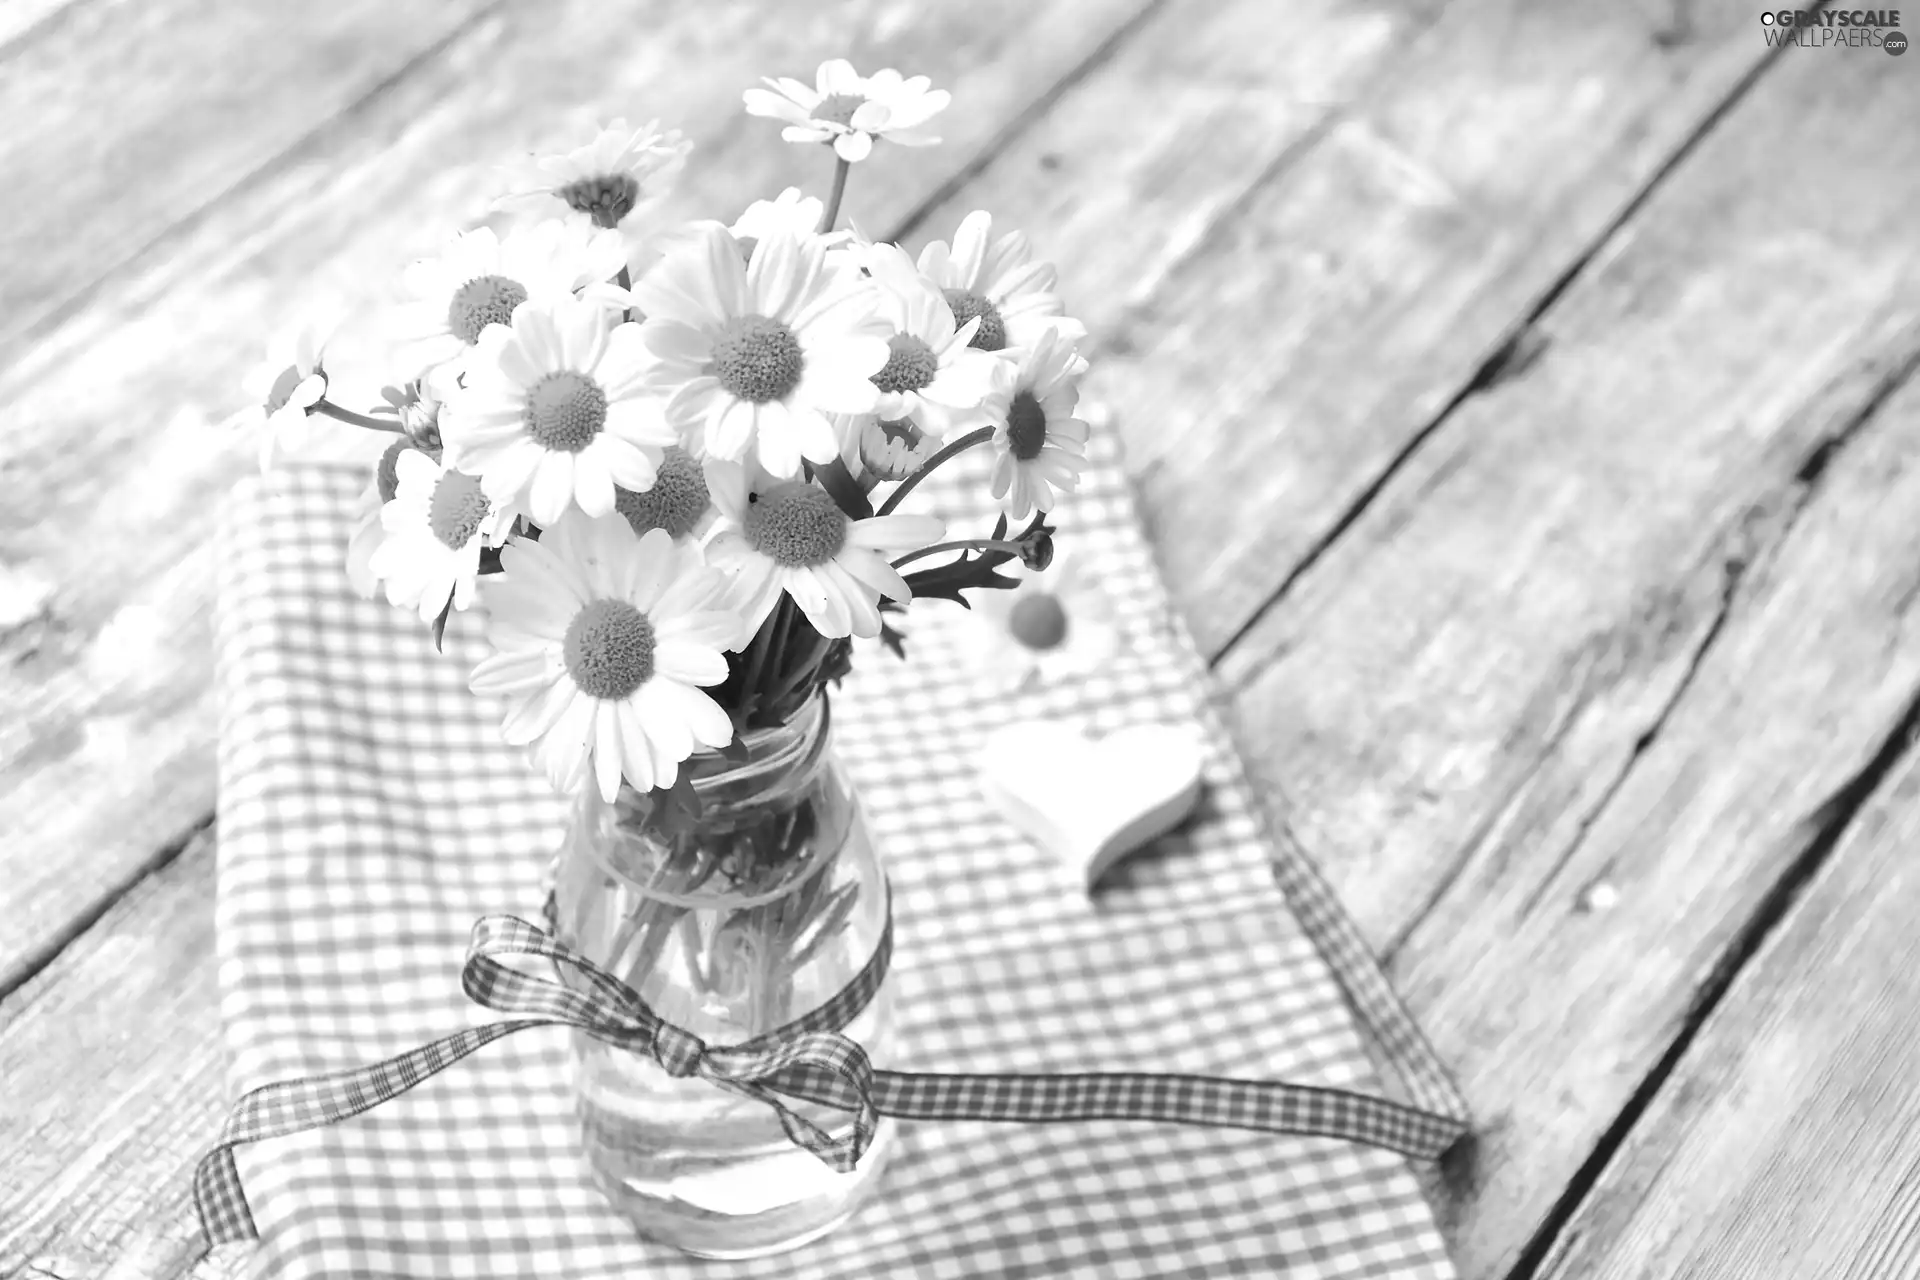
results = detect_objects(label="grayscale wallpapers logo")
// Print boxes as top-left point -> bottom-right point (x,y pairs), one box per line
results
1760,9 -> 1908,51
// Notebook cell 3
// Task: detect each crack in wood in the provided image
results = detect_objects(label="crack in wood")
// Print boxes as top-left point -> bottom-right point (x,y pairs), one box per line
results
1210,30 -> 1800,681
5,0 -> 512,360
0,813 -> 214,1005
1387,326 -> 1920,973
1493,359 -> 1920,1279
885,0 -> 1175,245
1509,526 -> 1754,924
1504,676 -> 1920,1280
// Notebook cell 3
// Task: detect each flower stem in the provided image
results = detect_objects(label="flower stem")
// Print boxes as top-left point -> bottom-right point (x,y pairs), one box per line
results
316,400 -> 404,434
875,426 -> 994,517
818,157 -> 851,234
891,537 -> 1023,570
737,602 -> 781,706
763,603 -> 799,698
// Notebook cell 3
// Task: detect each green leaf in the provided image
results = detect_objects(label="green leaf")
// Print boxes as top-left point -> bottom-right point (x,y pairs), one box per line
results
806,456 -> 874,521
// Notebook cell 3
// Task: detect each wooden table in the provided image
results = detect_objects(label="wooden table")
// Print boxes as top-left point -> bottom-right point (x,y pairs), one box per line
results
5,2 -> 1919,1276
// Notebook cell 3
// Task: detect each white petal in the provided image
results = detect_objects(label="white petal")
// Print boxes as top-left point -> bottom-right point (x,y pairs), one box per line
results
836,547 -> 911,604
846,512 -> 945,550
529,451 -> 578,525
626,527 -> 676,612
593,701 -> 626,803
821,559 -> 882,638
469,649 -> 557,696
615,699 -> 658,794
642,677 -> 733,750
652,639 -> 728,686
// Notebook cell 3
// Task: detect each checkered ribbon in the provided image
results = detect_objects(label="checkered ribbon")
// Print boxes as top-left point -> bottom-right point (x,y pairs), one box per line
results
196,893 -> 1464,1247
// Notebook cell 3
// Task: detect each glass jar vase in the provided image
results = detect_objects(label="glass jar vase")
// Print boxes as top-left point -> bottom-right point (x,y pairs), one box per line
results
549,691 -> 896,1259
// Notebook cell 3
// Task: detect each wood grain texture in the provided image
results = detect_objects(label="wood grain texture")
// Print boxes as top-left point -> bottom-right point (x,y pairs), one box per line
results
0,0 -> 1159,997
1211,46 -> 1920,1279
0,833 -> 229,1280
0,0 -> 502,357
1086,0 -> 1774,660
0,0 -> 89,57
1527,384 -> 1920,1280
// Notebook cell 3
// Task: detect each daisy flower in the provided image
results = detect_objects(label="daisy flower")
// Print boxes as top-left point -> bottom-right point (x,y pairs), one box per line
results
368,449 -> 515,623
704,459 -> 944,640
374,376 -> 446,449
344,435 -> 439,600
954,548 -> 1119,693
861,241 -> 1005,438
613,444 -> 718,542
743,60 -> 948,163
916,210 -> 1088,353
232,317 -> 334,473
841,413 -> 937,482
390,220 -> 628,378
442,295 -> 678,527
983,328 -> 1090,519
731,187 -> 826,247
496,118 -> 692,239
651,187 -> 848,268
470,516 -> 740,801
636,224 -> 889,478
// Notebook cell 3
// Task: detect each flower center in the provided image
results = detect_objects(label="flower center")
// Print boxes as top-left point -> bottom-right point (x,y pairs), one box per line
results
562,599 -> 656,699
872,334 -> 938,395
263,365 -> 308,414
558,172 -> 641,229
427,469 -> 491,550
710,314 -> 805,404
810,93 -> 865,129
447,274 -> 529,345
944,289 -> 1007,352
524,371 -> 608,452
1006,390 -> 1048,461
614,446 -> 710,539
743,481 -> 847,567
1008,593 -> 1069,651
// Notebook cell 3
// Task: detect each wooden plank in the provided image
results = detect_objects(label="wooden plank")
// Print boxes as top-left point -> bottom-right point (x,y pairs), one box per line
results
1210,46 -> 1920,1279
0,0 -> 501,357
0,834 -> 227,1280
0,0 -> 1795,993
0,0 -> 87,57
0,1 -> 1844,1267
0,0 -> 1423,1262
0,0 -> 1160,997
1534,659 -> 1920,1278
1058,0 -> 1774,660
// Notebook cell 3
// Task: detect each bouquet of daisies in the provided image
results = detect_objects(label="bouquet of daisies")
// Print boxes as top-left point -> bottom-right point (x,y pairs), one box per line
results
235,59 -> 1091,808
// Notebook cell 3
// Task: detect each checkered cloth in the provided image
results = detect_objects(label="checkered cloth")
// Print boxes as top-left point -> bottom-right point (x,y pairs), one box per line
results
213,424 -> 1467,1278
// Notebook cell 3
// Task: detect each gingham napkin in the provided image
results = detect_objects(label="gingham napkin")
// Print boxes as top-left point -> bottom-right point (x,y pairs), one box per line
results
213,425 -> 1463,1278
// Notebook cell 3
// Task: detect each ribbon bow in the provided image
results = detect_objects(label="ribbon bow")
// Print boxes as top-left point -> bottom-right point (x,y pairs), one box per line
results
194,894 -> 1468,1245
